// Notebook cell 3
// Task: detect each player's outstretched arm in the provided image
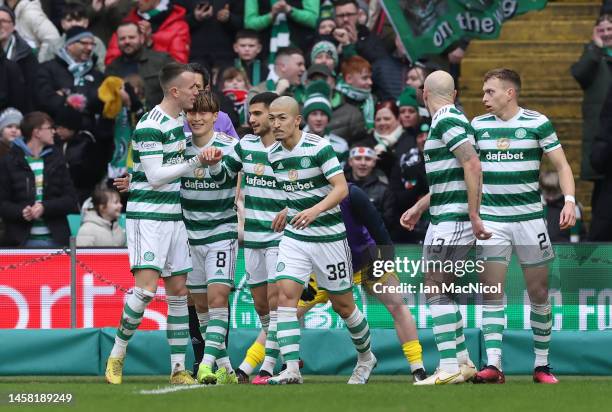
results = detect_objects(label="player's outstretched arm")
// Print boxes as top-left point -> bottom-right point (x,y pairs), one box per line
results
210,145 -> 244,185
141,154 -> 202,188
290,173 -> 349,230
547,148 -> 576,230
453,141 -> 491,240
400,193 -> 430,231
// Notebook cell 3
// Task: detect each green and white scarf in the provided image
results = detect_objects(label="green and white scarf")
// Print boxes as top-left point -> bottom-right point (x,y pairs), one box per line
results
137,0 -> 169,20
268,1 -> 290,69
235,57 -> 262,85
56,47 -> 94,86
336,79 -> 375,130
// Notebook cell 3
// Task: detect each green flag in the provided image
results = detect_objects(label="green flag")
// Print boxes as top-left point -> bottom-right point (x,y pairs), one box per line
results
107,107 -> 132,178
381,0 -> 548,62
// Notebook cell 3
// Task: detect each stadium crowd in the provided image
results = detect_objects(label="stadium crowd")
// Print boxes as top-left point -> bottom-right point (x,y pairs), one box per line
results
0,0 -> 610,248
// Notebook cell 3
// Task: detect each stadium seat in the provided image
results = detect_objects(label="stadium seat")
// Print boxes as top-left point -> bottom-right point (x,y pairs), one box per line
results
67,214 -> 82,237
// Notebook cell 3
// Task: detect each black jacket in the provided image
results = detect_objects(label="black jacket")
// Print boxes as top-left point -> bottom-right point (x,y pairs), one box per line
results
571,42 -> 612,180
356,25 -> 388,63
105,47 -> 174,110
7,32 -> 38,113
179,0 -> 244,69
589,84 -> 612,241
345,168 -> 396,234
0,49 -> 26,113
55,131 -> 108,205
0,142 -> 79,246
36,56 -> 104,126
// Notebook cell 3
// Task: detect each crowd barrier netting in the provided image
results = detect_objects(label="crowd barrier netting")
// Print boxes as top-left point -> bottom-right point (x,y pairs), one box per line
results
0,244 -> 611,330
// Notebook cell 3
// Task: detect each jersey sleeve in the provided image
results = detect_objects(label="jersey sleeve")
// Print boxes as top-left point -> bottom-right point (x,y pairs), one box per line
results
440,118 -> 470,152
536,117 -> 561,153
315,141 -> 343,179
133,125 -> 163,158
225,140 -> 244,176
211,140 -> 242,183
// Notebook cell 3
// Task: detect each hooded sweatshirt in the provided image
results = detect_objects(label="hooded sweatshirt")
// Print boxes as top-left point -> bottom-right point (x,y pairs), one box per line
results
76,209 -> 126,247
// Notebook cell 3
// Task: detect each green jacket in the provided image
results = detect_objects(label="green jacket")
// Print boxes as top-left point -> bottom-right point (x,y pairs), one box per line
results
571,42 -> 612,181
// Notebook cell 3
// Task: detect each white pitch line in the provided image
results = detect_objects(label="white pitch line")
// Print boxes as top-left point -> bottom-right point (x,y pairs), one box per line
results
139,385 -> 212,395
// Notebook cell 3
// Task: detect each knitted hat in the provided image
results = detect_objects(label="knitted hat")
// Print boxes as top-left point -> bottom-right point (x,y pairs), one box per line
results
98,76 -> 124,119
357,0 -> 369,24
397,86 -> 418,109
0,5 -> 15,24
303,80 -> 332,120
306,63 -> 332,80
55,106 -> 82,131
317,0 -> 334,25
65,26 -> 94,46
310,40 -> 338,68
0,107 -> 23,131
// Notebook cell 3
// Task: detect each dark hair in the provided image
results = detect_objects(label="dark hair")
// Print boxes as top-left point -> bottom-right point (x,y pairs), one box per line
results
249,92 -> 279,107
235,29 -> 261,43
596,13 -> 612,25
410,61 -> 439,81
159,62 -> 194,91
350,139 -> 375,150
189,92 -> 219,113
61,2 -> 88,21
333,0 -> 359,9
187,62 -> 210,89
92,185 -> 120,214
117,21 -> 141,34
375,100 -> 400,119
20,111 -> 53,142
276,46 -> 304,61
484,68 -> 522,94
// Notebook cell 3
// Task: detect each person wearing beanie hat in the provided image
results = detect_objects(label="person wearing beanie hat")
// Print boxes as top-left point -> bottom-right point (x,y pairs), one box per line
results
310,40 -> 339,74
316,0 -> 336,36
38,2 -> 107,73
0,107 -> 22,158
397,86 -> 420,130
36,23 -> 104,127
303,80 -> 349,165
52,26 -> 97,87
55,106 -> 83,132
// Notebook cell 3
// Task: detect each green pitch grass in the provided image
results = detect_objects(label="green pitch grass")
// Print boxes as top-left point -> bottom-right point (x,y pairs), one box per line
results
1,376 -> 611,412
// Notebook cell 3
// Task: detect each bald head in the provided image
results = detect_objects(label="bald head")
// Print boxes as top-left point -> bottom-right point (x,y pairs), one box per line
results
269,96 -> 302,143
270,96 -> 300,116
424,70 -> 455,101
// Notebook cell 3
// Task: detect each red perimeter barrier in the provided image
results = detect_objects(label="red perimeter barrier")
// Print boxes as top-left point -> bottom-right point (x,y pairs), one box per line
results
0,249 -> 167,329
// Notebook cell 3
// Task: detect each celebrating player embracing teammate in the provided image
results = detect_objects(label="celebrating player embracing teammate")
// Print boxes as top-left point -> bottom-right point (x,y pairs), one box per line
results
107,62 -> 575,386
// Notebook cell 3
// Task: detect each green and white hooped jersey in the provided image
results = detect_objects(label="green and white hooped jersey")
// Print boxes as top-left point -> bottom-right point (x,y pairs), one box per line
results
424,104 -> 475,224
472,107 -> 561,222
26,156 -> 51,239
221,134 -> 284,249
127,106 -> 186,221
181,132 -> 238,245
268,132 -> 346,243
